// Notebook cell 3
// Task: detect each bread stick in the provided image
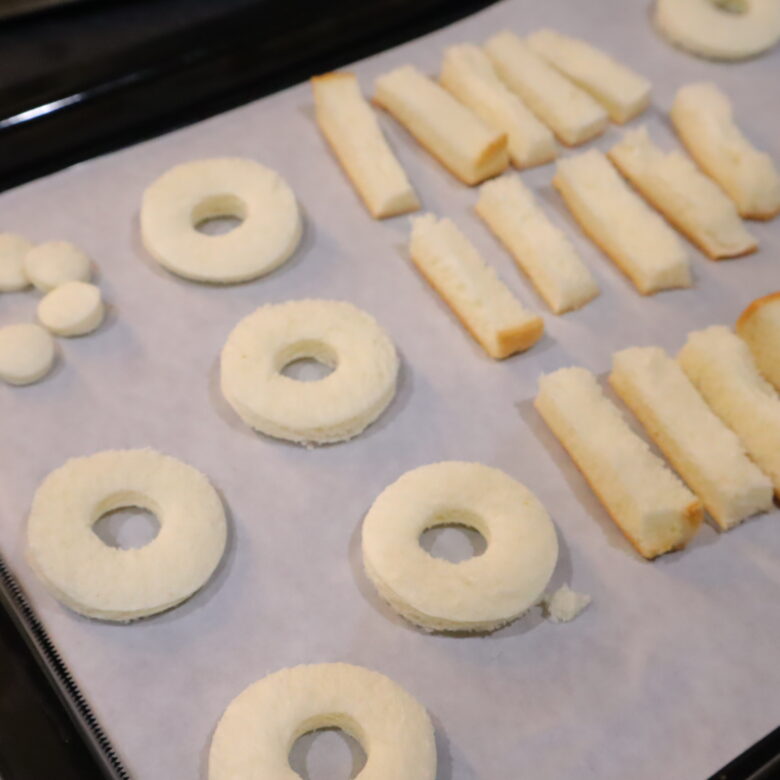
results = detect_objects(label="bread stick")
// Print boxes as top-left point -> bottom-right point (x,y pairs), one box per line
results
608,127 -> 757,259
475,174 -> 598,313
311,73 -> 420,219
535,366 -> 702,559
409,214 -> 543,358
484,31 -> 608,147
553,150 -> 691,294
373,65 -> 508,185
610,346 -> 773,530
439,44 -> 556,170
679,325 -> 780,496
736,292 -> 780,390
671,83 -> 780,220
527,28 -> 651,123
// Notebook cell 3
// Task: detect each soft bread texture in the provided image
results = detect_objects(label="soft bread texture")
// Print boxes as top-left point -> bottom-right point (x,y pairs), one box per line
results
0,323 -> 55,385
527,28 -> 651,123
543,584 -> 591,623
679,325 -> 780,495
476,174 -> 599,313
610,346 -> 773,530
362,462 -> 558,632
0,233 -> 32,291
671,83 -> 780,220
439,44 -> 556,169
535,367 -> 702,559
373,65 -> 508,185
553,150 -> 691,294
655,0 -> 780,60
26,449 -> 227,621
311,72 -> 419,218
737,292 -> 780,390
409,214 -> 543,358
23,240 -> 91,292
484,31 -> 608,146
608,127 -> 757,259
37,282 -> 104,337
209,664 -> 436,780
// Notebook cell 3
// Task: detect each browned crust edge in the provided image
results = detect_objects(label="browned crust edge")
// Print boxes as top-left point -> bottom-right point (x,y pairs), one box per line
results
736,291 -> 780,333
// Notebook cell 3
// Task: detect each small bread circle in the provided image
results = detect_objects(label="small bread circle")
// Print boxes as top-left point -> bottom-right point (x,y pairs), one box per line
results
26,449 -> 227,621
655,0 -> 780,60
0,323 -> 55,385
141,158 -> 302,284
37,281 -> 104,337
0,233 -> 32,291
736,291 -> 780,390
220,300 -> 399,444
362,461 -> 559,632
24,240 -> 92,292
209,663 -> 436,780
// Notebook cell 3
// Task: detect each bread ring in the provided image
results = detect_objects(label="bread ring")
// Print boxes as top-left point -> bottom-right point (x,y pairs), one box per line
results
209,663 -> 436,780
220,300 -> 399,444
362,461 -> 558,632
141,158 -> 302,284
26,449 -> 227,621
655,0 -> 780,60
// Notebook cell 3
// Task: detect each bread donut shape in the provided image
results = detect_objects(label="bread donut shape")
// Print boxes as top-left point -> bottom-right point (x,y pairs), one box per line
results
655,0 -> 780,60
141,158 -> 302,283
209,663 -> 436,780
26,449 -> 227,621
362,461 -> 558,632
220,300 -> 399,444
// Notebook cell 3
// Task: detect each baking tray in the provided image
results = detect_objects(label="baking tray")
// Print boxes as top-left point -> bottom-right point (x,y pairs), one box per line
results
0,0 -> 779,778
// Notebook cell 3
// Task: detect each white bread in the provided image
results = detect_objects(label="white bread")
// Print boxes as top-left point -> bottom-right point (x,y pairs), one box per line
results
484,31 -> 608,147
373,65 -> 508,185
736,292 -> 780,390
610,346 -> 773,530
439,44 -> 556,170
608,127 -> 757,259
671,83 -> 780,220
526,28 -> 651,123
311,72 -> 420,219
409,214 -> 543,359
553,149 -> 691,294
535,366 -> 702,559
678,325 -> 780,496
475,174 -> 599,313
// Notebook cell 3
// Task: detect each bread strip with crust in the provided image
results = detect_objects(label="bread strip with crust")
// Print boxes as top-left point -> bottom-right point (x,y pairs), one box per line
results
553,149 -> 691,294
527,28 -> 651,123
373,65 -> 508,185
535,366 -> 702,559
610,345 -> 773,530
439,44 -> 556,170
484,31 -> 608,147
736,292 -> 780,390
608,127 -> 757,259
409,214 -> 543,358
475,174 -> 598,313
312,73 -> 420,219
671,83 -> 780,220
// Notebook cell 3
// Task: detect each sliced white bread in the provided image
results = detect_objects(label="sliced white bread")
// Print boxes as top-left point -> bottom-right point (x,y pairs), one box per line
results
439,44 -> 556,170
484,31 -> 608,147
678,325 -> 780,496
526,28 -> 651,124
475,174 -> 598,314
409,214 -> 543,359
373,65 -> 508,185
535,366 -> 702,559
553,149 -> 691,295
311,73 -> 420,219
671,83 -> 780,220
609,126 -> 757,259
736,292 -> 780,390
610,346 -> 773,530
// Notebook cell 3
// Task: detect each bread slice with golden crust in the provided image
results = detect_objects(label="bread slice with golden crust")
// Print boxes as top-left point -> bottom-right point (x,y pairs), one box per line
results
409,214 -> 543,359
373,65 -> 508,185
312,72 -> 420,219
736,292 -> 780,390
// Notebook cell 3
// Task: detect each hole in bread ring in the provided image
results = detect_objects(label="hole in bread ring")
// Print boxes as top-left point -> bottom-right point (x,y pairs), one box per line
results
208,663 -> 437,780
26,449 -> 227,621
220,300 -> 399,444
362,461 -> 558,633
192,193 -> 247,236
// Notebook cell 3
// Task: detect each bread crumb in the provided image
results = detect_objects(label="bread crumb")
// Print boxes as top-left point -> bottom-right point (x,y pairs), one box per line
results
543,584 -> 591,623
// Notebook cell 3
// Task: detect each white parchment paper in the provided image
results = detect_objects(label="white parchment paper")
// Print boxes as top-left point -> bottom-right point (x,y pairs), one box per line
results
1,1 -> 779,777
